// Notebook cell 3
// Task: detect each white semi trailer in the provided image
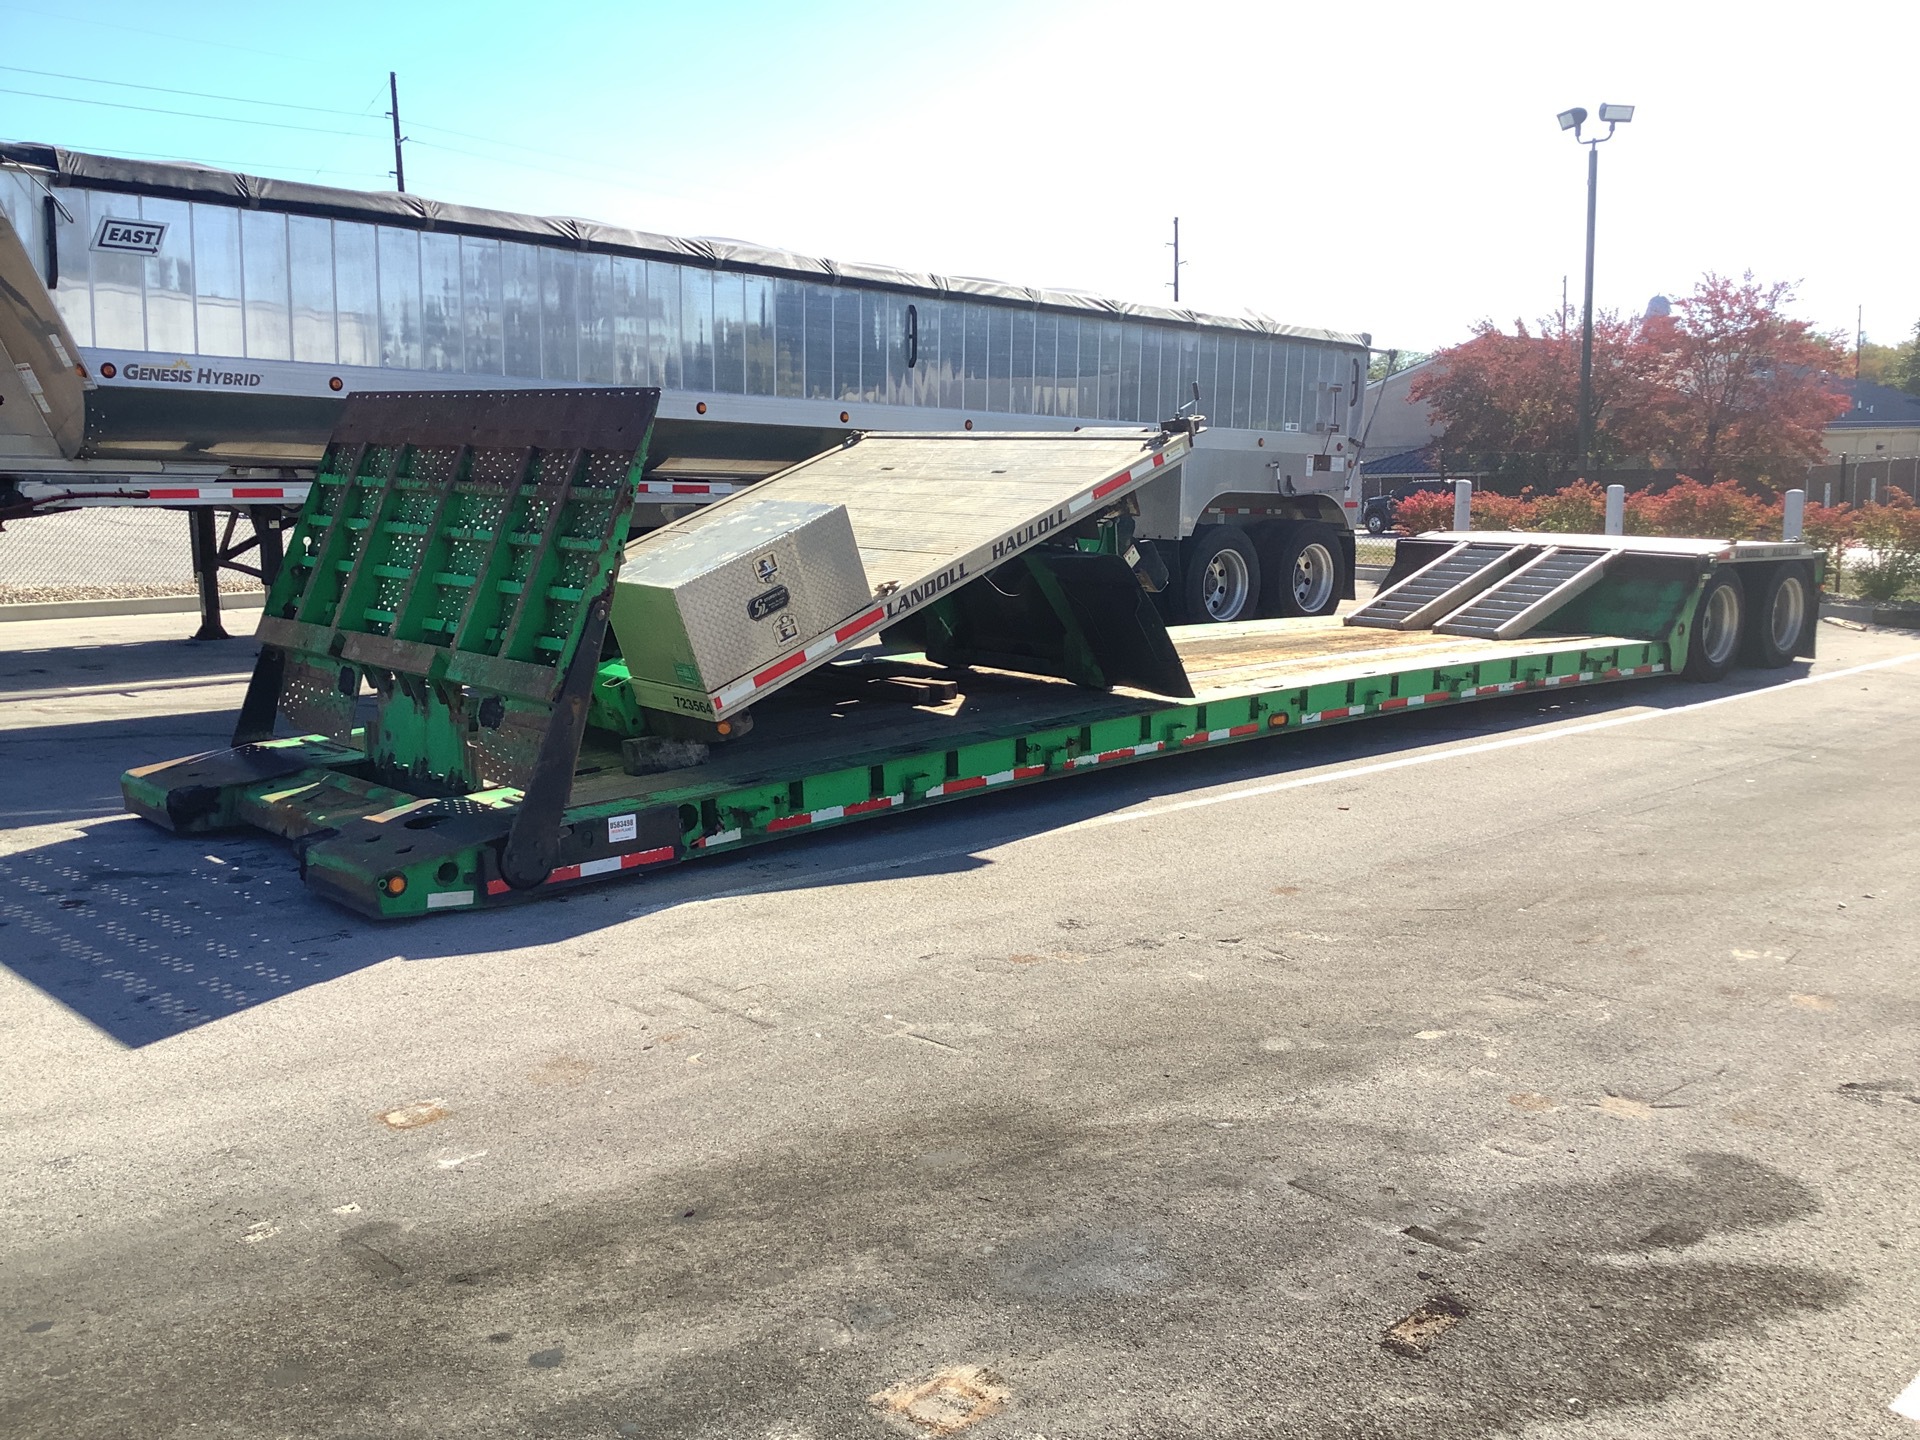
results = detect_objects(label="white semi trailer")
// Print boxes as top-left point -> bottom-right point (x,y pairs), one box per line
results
1,142 -> 1368,631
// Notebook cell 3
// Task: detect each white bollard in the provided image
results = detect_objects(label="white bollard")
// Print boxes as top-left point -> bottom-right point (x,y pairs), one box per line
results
1605,484 -> 1625,536
1453,479 -> 1472,532
1783,489 -> 1805,542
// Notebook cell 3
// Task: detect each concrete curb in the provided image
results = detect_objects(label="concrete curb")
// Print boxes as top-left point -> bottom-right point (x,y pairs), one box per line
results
1821,596 -> 1920,631
0,592 -> 265,624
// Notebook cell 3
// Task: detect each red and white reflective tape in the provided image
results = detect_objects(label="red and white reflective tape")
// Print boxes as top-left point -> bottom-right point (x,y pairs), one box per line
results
925,764 -> 1047,798
634,480 -> 737,497
1203,506 -> 1290,518
710,604 -> 888,713
1377,690 -> 1455,710
1299,705 -> 1368,724
481,844 -> 676,897
1068,451 -> 1167,516
1066,740 -> 1164,769
141,485 -> 299,502
697,792 -> 909,850
16,480 -> 309,507
1180,721 -> 1265,746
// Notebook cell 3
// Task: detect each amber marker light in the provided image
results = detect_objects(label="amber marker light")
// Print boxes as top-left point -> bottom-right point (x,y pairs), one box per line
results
99,362 -> 117,378
328,376 -> 344,392
381,874 -> 408,896
696,401 -> 708,414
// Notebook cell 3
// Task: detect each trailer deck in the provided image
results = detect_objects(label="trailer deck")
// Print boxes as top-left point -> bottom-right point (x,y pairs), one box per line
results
125,617 -> 1671,918
118,387 -> 1821,920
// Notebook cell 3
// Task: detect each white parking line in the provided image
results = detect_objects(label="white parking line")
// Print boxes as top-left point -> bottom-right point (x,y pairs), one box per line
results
1892,1368 -> 1920,1422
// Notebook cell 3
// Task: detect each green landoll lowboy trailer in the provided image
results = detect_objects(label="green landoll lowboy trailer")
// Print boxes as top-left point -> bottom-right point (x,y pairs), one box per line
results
120,388 -> 1822,919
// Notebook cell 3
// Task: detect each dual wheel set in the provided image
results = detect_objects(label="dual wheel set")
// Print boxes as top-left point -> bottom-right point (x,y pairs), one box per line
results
1168,521 -> 1349,624
1683,561 -> 1816,681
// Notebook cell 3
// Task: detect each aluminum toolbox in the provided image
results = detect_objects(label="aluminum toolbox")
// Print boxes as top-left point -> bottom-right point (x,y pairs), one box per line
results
611,498 -> 872,696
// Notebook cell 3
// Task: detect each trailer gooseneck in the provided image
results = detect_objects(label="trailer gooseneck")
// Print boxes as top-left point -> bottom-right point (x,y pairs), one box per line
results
120,389 -> 1822,918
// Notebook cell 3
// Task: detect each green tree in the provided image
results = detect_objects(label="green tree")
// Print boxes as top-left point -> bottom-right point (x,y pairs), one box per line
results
1894,318 -> 1920,398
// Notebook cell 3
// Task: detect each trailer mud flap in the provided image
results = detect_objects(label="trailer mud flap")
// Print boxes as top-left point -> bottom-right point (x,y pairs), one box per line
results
920,551 -> 1193,698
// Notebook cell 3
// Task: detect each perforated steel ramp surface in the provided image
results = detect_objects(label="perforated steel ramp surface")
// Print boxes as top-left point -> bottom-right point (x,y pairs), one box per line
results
1434,546 -> 1613,640
1345,541 -> 1523,629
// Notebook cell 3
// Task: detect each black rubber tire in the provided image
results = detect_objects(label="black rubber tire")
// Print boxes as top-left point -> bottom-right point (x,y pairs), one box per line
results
1742,564 -> 1813,668
1263,522 -> 1348,617
1682,569 -> 1746,682
1365,510 -> 1388,535
1180,527 -> 1262,623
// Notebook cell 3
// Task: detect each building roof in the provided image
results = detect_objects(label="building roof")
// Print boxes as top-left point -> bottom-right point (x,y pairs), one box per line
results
0,140 -> 1365,348
1829,377 -> 1920,431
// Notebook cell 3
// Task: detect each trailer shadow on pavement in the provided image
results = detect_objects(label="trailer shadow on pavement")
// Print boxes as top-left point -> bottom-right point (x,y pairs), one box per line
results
0,663 -> 1813,1050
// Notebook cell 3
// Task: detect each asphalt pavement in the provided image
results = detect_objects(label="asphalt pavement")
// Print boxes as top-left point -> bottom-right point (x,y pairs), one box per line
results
2,609 -> 1918,1439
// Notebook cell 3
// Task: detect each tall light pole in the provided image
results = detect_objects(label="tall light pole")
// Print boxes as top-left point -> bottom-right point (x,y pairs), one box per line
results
1556,102 -> 1634,478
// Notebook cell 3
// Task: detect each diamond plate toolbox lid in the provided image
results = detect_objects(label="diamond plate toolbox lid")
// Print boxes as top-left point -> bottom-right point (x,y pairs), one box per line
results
611,498 -> 873,696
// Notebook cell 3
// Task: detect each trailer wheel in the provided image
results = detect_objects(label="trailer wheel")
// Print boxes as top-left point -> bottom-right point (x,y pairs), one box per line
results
1743,564 -> 1812,668
1682,570 -> 1745,681
1182,527 -> 1262,623
1264,523 -> 1346,617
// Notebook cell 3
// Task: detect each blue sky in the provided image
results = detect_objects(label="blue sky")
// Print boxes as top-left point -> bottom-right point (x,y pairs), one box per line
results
3,0 -> 1915,354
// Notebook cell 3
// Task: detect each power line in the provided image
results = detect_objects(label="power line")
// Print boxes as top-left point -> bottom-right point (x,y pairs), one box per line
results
0,63 -> 380,119
0,3 -> 297,60
404,119 -> 572,161
406,137 -> 686,206
0,85 -> 382,138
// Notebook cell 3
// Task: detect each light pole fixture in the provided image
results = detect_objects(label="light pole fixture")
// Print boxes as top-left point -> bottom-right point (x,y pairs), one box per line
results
1558,101 -> 1633,478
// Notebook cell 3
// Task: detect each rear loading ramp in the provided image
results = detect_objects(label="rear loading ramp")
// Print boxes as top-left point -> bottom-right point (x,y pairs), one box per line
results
607,428 -> 1193,724
129,386 -> 662,892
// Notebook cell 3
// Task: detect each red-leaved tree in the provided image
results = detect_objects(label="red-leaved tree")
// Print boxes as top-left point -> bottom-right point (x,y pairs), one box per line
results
1407,308 -> 1639,476
1410,275 -> 1849,489
1619,274 -> 1848,485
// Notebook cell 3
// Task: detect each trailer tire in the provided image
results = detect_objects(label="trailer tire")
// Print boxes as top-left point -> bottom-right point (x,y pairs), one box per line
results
1263,523 -> 1347,617
1682,570 -> 1745,682
1181,527 -> 1262,623
1743,564 -> 1813,668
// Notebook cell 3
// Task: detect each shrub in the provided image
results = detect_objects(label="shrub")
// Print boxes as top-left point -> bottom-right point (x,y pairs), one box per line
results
1470,492 -> 1531,529
1393,490 -> 1459,533
1626,477 -> 1773,540
1530,479 -> 1607,532
1850,492 -> 1920,601
1798,502 -> 1853,584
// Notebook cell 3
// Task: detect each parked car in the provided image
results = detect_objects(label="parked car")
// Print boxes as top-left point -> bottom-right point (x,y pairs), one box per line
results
1361,479 -> 1455,534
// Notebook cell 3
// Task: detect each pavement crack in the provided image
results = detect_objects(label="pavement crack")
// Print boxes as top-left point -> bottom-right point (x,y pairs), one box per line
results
665,984 -> 777,1030
899,1029 -> 961,1052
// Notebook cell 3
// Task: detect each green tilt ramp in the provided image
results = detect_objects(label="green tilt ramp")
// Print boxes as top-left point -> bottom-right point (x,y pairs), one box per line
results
124,387 -> 663,909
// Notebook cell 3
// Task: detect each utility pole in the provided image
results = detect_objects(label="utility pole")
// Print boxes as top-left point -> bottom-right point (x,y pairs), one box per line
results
388,71 -> 406,193
1166,217 -> 1186,304
1856,304 -> 1863,379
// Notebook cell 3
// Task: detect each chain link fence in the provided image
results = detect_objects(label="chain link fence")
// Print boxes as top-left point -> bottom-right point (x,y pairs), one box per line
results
0,509 -> 264,605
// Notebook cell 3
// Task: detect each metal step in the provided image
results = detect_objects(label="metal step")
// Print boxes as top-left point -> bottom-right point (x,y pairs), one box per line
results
1345,541 -> 1531,629
1432,547 -> 1612,640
